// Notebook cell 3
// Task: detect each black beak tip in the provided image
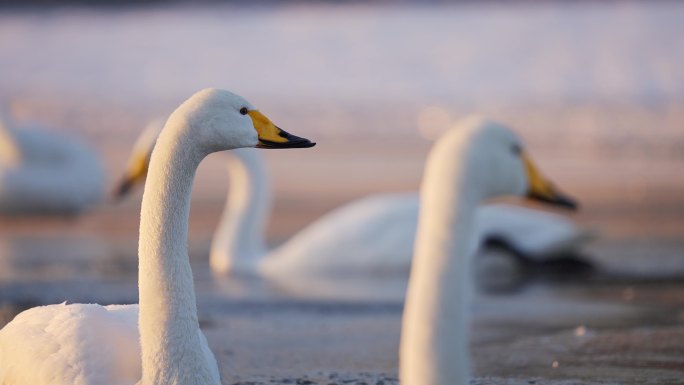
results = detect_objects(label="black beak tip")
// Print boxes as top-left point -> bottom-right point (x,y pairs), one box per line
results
556,195 -> 579,211
283,130 -> 316,148
111,179 -> 133,202
298,139 -> 316,148
528,191 -> 579,211
257,128 -> 316,149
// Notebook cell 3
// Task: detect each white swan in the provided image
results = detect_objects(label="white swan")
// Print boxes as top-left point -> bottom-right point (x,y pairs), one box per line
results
0,112 -> 103,215
400,117 -> 576,385
0,88 -> 315,385
116,120 -> 588,277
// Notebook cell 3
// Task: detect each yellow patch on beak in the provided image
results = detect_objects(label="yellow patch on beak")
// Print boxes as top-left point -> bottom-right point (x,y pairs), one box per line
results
522,151 -> 578,209
248,110 -> 288,144
113,151 -> 151,200
523,152 -> 556,201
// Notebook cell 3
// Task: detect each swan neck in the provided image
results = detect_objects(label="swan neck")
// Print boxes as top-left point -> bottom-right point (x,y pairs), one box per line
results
400,149 -> 481,385
210,149 -> 269,275
138,121 -> 218,385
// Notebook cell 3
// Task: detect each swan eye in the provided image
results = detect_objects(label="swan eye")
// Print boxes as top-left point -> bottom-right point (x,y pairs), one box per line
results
511,144 -> 522,156
239,107 -> 249,115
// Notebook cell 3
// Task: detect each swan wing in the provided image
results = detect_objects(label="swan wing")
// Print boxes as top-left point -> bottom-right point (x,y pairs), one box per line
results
0,303 -> 140,385
0,303 -> 219,385
263,193 -> 420,276
477,203 -> 593,259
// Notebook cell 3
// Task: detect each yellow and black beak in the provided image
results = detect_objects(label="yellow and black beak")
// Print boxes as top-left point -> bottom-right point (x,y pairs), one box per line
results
248,110 -> 316,149
112,150 -> 151,201
522,151 -> 578,210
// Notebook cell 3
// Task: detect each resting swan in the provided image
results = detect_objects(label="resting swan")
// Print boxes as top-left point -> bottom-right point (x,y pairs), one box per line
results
0,88 -> 315,385
116,120 -> 588,277
400,118 -> 576,385
0,112 -> 103,215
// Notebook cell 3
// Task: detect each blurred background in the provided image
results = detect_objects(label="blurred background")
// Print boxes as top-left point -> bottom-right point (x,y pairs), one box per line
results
0,1 -> 682,384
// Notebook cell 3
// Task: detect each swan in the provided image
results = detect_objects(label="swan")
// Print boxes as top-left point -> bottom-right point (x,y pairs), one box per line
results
0,88 -> 315,385
115,120 -> 589,277
0,112 -> 103,215
400,117 -> 576,385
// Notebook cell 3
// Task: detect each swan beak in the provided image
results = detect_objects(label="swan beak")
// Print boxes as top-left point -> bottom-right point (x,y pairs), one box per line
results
522,152 -> 578,210
248,110 -> 316,149
112,151 -> 150,200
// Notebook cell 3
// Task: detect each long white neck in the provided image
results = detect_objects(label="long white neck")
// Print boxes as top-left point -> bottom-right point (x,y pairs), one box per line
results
400,135 -> 482,385
209,148 -> 270,275
138,117 -> 219,385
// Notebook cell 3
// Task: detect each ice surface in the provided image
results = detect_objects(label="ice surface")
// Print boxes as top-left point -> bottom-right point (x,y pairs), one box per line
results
0,3 -> 683,384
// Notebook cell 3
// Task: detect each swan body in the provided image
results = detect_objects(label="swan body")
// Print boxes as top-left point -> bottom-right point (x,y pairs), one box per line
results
400,117 -> 576,385
0,303 -> 216,385
0,88 -> 314,385
266,194 -> 588,276
118,129 -> 589,277
0,115 -> 103,215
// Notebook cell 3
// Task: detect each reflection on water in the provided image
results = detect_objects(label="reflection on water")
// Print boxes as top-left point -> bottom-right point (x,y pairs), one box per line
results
0,235 -> 131,282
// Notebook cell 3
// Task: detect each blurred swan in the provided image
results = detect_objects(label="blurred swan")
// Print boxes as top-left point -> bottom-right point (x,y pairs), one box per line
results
401,117 -> 576,385
117,120 -> 589,277
0,113 -> 103,215
0,88 -> 315,385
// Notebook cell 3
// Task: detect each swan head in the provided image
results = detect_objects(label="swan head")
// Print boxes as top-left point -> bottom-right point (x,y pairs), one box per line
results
113,89 -> 315,199
171,88 -> 315,151
445,116 -> 577,209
